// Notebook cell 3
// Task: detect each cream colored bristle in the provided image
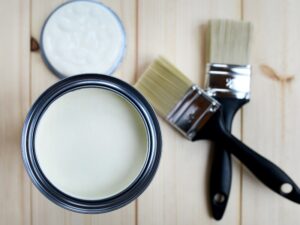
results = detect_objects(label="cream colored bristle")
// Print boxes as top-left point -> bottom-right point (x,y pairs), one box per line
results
207,19 -> 252,65
135,57 -> 193,118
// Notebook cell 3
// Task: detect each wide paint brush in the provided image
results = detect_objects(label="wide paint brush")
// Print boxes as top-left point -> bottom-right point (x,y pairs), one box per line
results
135,56 -> 300,206
205,19 -> 252,219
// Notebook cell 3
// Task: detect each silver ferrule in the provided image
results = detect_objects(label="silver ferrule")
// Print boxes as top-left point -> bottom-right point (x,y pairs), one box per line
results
166,85 -> 221,140
206,63 -> 251,99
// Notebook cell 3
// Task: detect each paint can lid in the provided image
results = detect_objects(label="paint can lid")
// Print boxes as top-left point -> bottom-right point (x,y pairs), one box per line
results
40,0 -> 126,79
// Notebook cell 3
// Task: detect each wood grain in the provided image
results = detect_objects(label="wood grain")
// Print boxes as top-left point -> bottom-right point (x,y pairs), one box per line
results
1,0 -> 300,224
242,0 -> 300,224
0,1 -> 31,225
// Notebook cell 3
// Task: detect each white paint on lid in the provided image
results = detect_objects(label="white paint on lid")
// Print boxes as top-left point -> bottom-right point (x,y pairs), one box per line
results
34,88 -> 148,200
41,1 -> 126,77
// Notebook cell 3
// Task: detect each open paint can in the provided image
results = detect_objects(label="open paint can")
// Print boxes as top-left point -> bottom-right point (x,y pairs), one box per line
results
22,75 -> 162,213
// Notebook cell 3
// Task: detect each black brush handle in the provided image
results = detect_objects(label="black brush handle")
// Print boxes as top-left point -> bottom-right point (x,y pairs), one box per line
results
214,115 -> 300,204
210,99 -> 248,220
209,146 -> 231,219
195,111 -> 300,204
221,131 -> 300,203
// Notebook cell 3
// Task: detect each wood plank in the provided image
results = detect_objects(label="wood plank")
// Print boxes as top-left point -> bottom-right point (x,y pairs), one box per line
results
4,0 -> 300,224
136,0 -> 242,224
0,0 -> 31,225
30,0 -> 137,224
242,0 -> 300,224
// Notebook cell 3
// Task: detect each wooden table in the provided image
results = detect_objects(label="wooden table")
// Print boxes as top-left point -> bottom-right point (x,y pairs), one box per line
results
1,0 -> 300,224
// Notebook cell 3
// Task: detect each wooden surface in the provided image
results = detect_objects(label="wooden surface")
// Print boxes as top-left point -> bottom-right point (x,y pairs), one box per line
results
0,0 -> 299,224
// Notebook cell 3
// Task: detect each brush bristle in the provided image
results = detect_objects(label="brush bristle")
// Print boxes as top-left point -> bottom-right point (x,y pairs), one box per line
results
135,57 -> 193,118
207,19 -> 252,65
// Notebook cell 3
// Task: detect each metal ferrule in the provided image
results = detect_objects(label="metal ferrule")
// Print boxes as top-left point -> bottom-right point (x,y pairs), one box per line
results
206,63 -> 251,99
166,85 -> 221,140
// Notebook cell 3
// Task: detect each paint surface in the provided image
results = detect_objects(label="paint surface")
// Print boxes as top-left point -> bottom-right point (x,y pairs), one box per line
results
35,88 -> 148,200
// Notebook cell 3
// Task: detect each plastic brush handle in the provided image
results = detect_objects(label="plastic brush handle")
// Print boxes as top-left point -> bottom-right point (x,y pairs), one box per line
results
221,131 -> 300,203
209,146 -> 231,219
216,118 -> 300,204
209,99 -> 248,220
195,111 -> 300,204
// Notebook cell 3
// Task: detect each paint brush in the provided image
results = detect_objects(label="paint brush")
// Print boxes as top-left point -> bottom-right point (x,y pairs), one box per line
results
135,56 -> 300,205
205,19 -> 252,220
